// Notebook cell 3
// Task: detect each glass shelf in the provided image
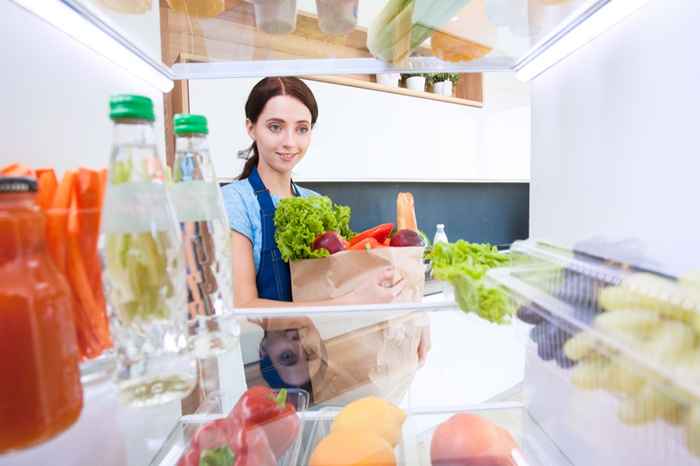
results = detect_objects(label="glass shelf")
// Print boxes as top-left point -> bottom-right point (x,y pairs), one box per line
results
54,0 -> 608,78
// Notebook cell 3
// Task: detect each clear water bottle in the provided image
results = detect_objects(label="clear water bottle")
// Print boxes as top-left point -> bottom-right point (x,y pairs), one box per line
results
101,95 -> 195,406
170,113 -> 238,358
432,224 -> 453,299
433,224 -> 449,245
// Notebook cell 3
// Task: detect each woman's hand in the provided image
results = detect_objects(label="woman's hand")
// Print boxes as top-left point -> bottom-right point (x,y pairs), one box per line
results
340,266 -> 406,305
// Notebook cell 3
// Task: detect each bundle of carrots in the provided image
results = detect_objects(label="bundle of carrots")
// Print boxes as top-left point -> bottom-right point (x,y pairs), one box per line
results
1,163 -> 111,360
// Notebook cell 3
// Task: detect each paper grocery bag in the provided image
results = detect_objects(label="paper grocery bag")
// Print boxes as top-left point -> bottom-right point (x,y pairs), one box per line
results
290,246 -> 427,405
290,246 -> 425,303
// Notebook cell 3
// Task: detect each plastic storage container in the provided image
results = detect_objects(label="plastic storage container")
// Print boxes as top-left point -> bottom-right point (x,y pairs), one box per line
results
150,389 -> 310,466
488,240 -> 700,466
252,0 -> 298,35
315,0 -> 358,35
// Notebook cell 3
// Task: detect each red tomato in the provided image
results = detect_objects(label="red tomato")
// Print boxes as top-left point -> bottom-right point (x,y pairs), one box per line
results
430,413 -> 518,466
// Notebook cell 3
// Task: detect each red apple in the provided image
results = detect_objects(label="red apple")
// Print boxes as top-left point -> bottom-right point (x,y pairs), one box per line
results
389,229 -> 424,247
312,231 -> 346,254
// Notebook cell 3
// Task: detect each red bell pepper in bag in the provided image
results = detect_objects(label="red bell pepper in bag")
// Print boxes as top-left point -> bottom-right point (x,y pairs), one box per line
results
229,387 -> 300,459
350,237 -> 386,251
179,416 -> 276,466
348,223 -> 394,247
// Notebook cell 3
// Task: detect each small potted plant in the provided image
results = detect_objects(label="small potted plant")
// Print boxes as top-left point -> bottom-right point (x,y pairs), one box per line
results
430,73 -> 461,96
375,72 -> 401,88
401,73 -> 428,92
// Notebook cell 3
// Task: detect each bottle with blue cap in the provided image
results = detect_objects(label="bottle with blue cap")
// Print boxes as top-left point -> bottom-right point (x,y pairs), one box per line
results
170,113 -> 238,358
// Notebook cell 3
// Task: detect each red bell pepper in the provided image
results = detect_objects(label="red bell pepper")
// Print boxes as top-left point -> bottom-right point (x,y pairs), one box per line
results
350,237 -> 387,251
348,223 -> 394,247
229,387 -> 300,459
179,416 -> 277,466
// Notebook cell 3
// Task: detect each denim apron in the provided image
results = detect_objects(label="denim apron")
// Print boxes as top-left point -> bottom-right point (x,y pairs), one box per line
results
248,167 -> 299,302
249,168 -> 311,392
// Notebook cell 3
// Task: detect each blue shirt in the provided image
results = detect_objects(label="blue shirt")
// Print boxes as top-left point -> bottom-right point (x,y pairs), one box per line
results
221,180 -> 319,273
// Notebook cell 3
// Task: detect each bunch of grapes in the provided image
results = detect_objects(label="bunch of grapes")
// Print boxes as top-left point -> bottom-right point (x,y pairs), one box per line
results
517,267 -> 608,369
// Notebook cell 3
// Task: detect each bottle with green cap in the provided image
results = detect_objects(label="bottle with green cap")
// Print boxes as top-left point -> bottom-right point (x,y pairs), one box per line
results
170,113 -> 237,358
101,94 -> 195,407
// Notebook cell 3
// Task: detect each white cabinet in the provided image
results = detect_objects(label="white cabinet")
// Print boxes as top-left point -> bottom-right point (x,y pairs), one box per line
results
189,74 -> 530,182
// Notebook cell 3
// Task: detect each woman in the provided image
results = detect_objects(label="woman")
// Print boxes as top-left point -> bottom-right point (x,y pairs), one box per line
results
222,77 -> 403,307
222,77 -> 429,397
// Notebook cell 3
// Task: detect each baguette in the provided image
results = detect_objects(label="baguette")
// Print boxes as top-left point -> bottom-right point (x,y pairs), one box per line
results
396,192 -> 418,232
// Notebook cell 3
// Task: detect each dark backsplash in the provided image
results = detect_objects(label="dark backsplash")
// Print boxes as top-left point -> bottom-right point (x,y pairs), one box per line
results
297,182 -> 530,248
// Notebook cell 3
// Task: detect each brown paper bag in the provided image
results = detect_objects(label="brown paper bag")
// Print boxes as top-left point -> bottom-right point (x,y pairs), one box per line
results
290,246 -> 425,303
289,246 -> 427,405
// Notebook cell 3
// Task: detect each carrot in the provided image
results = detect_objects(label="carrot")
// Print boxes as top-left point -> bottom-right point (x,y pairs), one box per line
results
46,171 -> 76,274
74,168 -> 103,307
68,191 -> 79,235
1,163 -> 35,178
36,170 -> 58,210
97,168 -> 108,207
67,233 -> 110,356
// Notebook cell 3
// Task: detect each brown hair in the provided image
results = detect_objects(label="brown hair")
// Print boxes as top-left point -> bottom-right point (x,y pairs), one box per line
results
238,77 -> 319,180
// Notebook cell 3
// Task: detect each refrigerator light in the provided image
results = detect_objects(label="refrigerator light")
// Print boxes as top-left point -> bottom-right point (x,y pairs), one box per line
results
11,0 -> 174,93
515,0 -> 651,82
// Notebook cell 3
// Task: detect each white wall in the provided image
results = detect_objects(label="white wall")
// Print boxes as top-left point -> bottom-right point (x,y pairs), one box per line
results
0,1 -> 165,173
530,0 -> 700,275
188,73 -> 530,182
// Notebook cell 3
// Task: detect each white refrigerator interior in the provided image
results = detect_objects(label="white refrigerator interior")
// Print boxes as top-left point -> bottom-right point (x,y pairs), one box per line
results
530,0 -> 700,275
2,0 -> 699,465
0,0 -> 165,172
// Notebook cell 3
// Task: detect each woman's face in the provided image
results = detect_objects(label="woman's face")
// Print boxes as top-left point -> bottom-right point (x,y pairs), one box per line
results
247,95 -> 313,175
261,325 -> 323,387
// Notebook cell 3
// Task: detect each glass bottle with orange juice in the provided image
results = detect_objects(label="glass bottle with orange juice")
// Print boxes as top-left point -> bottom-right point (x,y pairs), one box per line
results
0,176 -> 83,454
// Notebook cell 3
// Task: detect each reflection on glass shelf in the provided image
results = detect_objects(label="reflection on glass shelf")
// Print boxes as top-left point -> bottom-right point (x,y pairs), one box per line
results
23,0 -> 644,79
69,0 -> 163,63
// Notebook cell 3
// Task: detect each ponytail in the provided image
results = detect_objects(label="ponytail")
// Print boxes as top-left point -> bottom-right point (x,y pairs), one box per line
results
238,142 -> 259,180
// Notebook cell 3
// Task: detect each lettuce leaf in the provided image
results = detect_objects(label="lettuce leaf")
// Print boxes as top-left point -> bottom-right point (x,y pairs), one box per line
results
427,240 -> 513,324
274,196 -> 354,262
